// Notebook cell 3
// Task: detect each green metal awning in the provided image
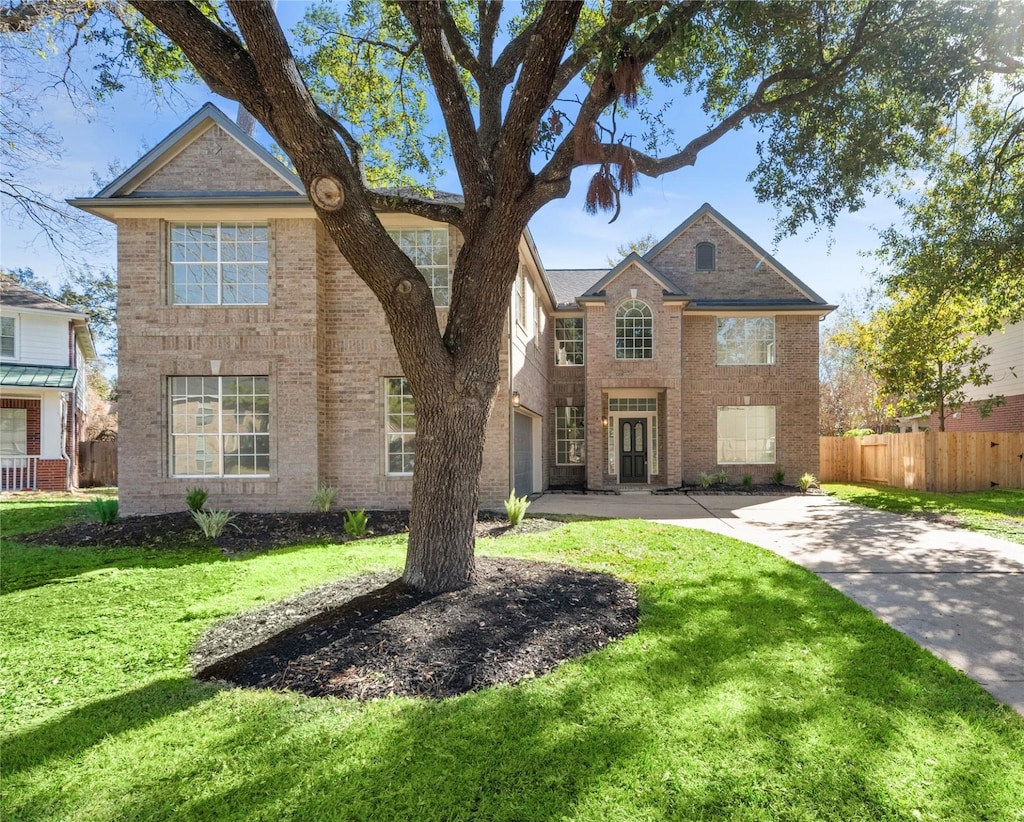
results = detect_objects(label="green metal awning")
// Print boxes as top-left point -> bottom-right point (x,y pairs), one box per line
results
0,363 -> 78,389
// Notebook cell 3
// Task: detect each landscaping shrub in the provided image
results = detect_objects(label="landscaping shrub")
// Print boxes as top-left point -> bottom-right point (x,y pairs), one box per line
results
310,483 -> 337,513
90,498 -> 118,525
742,474 -> 754,489
343,508 -> 369,538
772,469 -> 786,486
185,487 -> 209,512
799,472 -> 819,492
191,509 -> 239,540
504,489 -> 530,526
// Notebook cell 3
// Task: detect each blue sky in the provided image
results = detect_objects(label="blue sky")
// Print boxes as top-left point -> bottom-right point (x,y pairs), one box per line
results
1,2 -> 901,308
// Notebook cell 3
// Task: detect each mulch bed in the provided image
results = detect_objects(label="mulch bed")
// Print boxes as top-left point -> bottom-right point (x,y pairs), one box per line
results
195,557 -> 638,700
25,508 -> 639,700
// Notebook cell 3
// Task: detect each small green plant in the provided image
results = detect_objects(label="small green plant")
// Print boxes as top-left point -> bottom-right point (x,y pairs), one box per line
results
191,509 -> 239,540
698,471 -> 714,489
343,508 -> 369,538
799,472 -> 819,492
713,470 -> 730,486
504,489 -> 531,526
843,428 -> 875,438
90,498 -> 118,525
741,474 -> 754,489
772,469 -> 786,486
184,487 -> 209,512
310,483 -> 337,513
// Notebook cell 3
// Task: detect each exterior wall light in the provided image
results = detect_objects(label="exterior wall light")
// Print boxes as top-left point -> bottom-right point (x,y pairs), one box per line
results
511,391 -> 521,407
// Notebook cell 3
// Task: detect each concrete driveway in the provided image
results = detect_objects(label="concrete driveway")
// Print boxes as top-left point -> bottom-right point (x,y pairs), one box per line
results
527,492 -> 1024,714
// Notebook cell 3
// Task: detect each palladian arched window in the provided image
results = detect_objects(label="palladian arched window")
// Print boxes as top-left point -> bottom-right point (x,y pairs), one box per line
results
615,299 -> 653,359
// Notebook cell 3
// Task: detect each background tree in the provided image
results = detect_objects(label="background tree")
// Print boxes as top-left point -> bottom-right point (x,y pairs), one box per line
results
841,293 -> 1001,431
605,232 -> 658,266
39,0 -> 1023,592
877,72 -> 1024,331
819,293 -> 892,436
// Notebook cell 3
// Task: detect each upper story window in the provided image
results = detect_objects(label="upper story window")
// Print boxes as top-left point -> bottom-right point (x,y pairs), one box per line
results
169,376 -> 270,477
615,299 -> 653,360
170,223 -> 269,306
555,317 -> 583,365
0,316 -> 15,358
385,377 -> 416,475
716,317 -> 776,365
388,228 -> 449,307
695,242 -> 716,271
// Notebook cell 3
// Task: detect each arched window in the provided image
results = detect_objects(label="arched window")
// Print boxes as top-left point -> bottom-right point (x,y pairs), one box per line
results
615,299 -> 653,359
695,242 -> 716,271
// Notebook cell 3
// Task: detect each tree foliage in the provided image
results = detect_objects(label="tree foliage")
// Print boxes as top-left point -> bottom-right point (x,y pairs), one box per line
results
605,232 -> 658,266
877,72 -> 1024,331
839,292 -> 1001,431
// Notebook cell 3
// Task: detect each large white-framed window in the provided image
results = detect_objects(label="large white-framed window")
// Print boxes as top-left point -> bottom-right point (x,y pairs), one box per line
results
169,376 -> 270,477
0,408 -> 27,455
716,317 -> 776,365
555,317 -> 584,365
385,377 -> 417,475
717,405 -> 776,464
388,227 -> 450,307
696,242 -> 716,271
615,299 -> 653,360
555,407 -> 585,465
169,223 -> 269,306
0,316 -> 16,358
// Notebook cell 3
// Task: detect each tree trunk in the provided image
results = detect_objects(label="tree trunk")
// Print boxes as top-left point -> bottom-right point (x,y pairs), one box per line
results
402,385 -> 493,593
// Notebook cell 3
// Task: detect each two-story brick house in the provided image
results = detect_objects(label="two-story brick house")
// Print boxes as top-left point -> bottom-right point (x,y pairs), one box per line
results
0,277 -> 95,491
72,104 -> 833,515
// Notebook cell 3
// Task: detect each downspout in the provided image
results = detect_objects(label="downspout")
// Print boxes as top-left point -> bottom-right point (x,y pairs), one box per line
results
508,290 -> 515,497
60,393 -> 73,491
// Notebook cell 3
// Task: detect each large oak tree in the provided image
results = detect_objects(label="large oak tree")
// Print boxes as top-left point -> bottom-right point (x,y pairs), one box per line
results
47,0 -> 1023,592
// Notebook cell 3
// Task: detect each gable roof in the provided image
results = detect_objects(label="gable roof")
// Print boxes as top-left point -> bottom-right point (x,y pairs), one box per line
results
645,202 -> 830,306
85,103 -> 305,200
1,277 -> 85,316
579,253 -> 686,302
0,277 -> 96,360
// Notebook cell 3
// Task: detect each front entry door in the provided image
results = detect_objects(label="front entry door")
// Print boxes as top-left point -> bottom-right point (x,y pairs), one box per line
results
619,418 -> 647,483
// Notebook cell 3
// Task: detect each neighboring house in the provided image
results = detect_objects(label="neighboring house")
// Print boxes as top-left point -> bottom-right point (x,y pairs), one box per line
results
0,277 -> 95,491
71,104 -> 833,515
929,321 -> 1024,433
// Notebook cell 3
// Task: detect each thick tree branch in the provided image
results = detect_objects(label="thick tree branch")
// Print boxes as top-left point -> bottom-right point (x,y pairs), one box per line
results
478,0 -> 501,69
399,0 -> 484,207
129,1 -> 259,101
438,2 -> 482,81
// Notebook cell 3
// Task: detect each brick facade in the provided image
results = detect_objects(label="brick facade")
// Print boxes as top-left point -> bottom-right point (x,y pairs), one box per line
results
931,393 -> 1024,433
78,106 -> 831,513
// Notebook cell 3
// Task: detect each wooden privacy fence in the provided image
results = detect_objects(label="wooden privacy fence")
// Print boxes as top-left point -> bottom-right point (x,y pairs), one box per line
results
79,440 -> 118,488
820,432 -> 1024,492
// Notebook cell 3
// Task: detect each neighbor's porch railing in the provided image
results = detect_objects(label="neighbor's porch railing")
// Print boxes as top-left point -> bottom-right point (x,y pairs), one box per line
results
1,456 -> 39,491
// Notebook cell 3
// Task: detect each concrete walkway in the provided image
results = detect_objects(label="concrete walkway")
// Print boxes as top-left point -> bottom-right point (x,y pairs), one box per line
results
527,492 -> 1024,714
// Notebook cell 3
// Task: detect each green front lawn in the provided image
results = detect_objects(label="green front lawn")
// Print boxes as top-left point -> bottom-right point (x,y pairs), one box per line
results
823,484 -> 1024,545
2,498 -> 1022,821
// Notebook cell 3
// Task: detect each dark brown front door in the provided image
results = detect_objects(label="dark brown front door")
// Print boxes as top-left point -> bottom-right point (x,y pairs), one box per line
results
619,418 -> 647,483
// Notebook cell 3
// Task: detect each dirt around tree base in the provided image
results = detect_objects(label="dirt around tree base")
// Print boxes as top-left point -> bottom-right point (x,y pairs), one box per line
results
195,557 -> 638,700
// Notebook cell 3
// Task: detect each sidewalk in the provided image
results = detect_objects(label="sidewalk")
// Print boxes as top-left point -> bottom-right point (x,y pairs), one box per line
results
528,492 -> 1024,714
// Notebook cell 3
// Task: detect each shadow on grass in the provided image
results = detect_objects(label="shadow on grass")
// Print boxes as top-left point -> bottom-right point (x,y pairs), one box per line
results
3,677 -> 218,778
17,558 -> 1017,821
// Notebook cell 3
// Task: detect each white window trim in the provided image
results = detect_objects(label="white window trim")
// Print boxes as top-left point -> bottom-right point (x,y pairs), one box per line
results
716,316 -> 776,366
554,317 -> 584,366
169,376 -> 271,478
717,405 -> 777,465
555,406 -> 586,466
169,222 -> 270,307
384,377 -> 416,477
0,407 -> 28,456
614,299 -> 654,360
0,315 -> 17,360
